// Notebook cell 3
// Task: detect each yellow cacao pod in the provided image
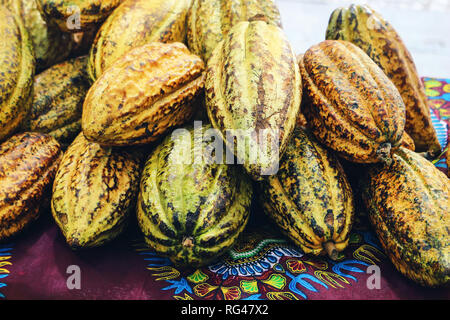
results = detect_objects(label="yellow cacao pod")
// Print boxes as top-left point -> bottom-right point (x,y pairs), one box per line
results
83,42 -> 205,147
88,0 -> 190,81
51,133 -> 143,249
0,4 -> 35,143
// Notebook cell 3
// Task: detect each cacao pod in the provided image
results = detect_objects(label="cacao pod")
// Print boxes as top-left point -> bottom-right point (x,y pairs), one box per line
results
23,56 -> 90,148
88,0 -> 190,81
137,124 -> 253,267
400,131 -> 415,151
51,133 -> 143,249
300,40 -> 405,165
0,4 -> 35,142
326,4 -> 441,156
259,128 -> 355,259
21,0 -> 74,72
0,132 -> 62,241
83,42 -> 205,147
362,147 -> 449,287
187,0 -> 282,62
205,20 -> 301,181
36,0 -> 123,33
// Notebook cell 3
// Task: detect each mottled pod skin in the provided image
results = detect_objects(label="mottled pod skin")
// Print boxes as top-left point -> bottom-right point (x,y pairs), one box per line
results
259,128 -> 355,259
300,40 -> 405,165
23,56 -> 90,148
137,124 -> 253,267
0,132 -> 62,241
187,0 -> 281,62
51,133 -> 143,249
326,5 -> 441,156
400,131 -> 415,151
88,0 -> 190,81
83,42 -> 205,147
205,20 -> 302,181
362,147 -> 449,287
0,4 -> 35,143
36,0 -> 123,33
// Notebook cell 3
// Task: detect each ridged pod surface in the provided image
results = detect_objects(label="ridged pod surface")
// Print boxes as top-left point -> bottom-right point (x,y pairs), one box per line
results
0,4 -> 35,143
326,5 -> 441,155
137,124 -> 253,267
362,147 -> 449,287
83,42 -> 205,147
36,0 -> 123,33
0,132 -> 62,241
300,40 -> 405,165
88,0 -> 190,81
259,128 -> 354,259
400,131 -> 415,151
51,133 -> 143,249
187,0 -> 281,62
205,20 -> 301,180
23,56 -> 90,148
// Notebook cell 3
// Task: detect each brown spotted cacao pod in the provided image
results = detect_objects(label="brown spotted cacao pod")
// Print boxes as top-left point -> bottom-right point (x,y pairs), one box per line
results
362,147 -> 449,287
23,56 -> 90,148
326,4 -> 441,156
0,132 -> 62,241
205,20 -> 301,181
299,40 -> 405,165
88,0 -> 190,81
51,133 -> 143,249
83,42 -> 205,147
259,128 -> 355,259
187,0 -> 282,62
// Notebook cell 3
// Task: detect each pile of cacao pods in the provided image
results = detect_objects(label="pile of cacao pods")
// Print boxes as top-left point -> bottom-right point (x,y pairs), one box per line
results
0,0 -> 448,288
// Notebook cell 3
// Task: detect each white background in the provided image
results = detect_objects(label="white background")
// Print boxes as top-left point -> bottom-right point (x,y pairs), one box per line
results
277,0 -> 450,78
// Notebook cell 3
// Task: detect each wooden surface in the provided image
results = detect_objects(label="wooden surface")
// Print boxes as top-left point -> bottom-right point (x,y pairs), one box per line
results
277,0 -> 450,78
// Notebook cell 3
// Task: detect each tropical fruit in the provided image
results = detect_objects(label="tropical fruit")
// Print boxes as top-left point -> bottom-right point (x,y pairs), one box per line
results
0,132 -> 62,241
326,4 -> 441,156
36,0 -> 123,33
137,124 -> 253,267
400,132 -> 415,151
88,0 -> 190,81
0,4 -> 35,143
205,19 -> 301,180
51,133 -> 143,249
259,128 -> 355,259
362,147 -> 450,287
187,0 -> 282,61
299,40 -> 405,165
23,56 -> 90,148
83,42 -> 205,147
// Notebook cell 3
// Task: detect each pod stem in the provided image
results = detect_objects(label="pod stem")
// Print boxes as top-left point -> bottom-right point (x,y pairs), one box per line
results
182,236 -> 194,248
323,241 -> 339,260
376,142 -> 393,166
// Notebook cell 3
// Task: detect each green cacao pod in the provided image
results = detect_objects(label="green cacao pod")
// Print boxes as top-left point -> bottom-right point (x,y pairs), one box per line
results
137,124 -> 253,267
51,133 -> 143,249
0,132 -> 62,241
88,0 -> 190,81
83,42 -> 205,147
0,4 -> 35,143
259,128 -> 355,259
326,5 -> 441,156
187,0 -> 282,62
362,147 -> 449,287
299,40 -> 405,165
36,0 -> 123,33
205,20 -> 301,181
23,56 -> 90,148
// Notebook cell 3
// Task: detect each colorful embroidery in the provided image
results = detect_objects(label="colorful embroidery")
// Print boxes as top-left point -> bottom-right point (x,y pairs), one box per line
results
0,244 -> 13,299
